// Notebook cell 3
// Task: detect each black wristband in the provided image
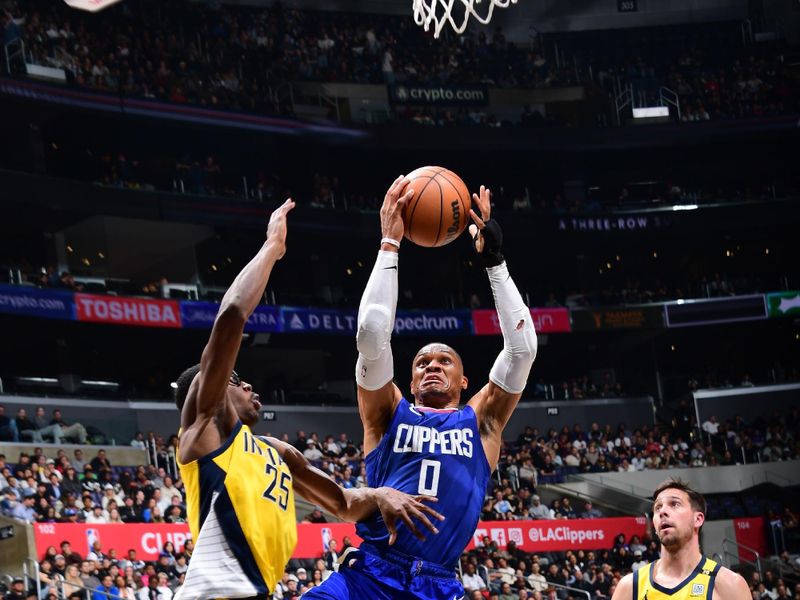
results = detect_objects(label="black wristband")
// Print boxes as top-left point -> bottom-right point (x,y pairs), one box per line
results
472,219 -> 505,267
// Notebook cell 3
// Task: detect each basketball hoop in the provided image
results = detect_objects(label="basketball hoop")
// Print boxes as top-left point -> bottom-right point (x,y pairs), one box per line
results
412,0 -> 518,39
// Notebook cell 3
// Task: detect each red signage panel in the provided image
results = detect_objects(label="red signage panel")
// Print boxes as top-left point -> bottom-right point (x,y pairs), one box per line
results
733,517 -> 768,563
75,294 -> 182,328
466,517 -> 648,552
35,518 -> 647,561
34,523 -> 191,561
472,308 -> 571,335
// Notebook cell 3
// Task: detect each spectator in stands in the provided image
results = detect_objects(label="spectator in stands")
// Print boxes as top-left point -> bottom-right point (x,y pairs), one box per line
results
15,408 -> 46,443
559,497 -> 577,519
61,466 -> 82,498
62,564 -> 84,597
86,504 -> 109,524
12,491 -> 37,522
580,501 -> 603,519
91,575 -> 120,600
90,450 -> 112,472
529,494 -> 552,520
101,484 -> 123,510
305,506 -> 328,523
0,405 -> 18,441
702,415 -> 720,438
34,406 -> 65,444
6,578 -> 27,600
79,560 -> 100,590
303,440 -> 324,461
50,410 -> 88,444
131,432 -> 146,450
159,476 -> 181,504
323,539 -> 339,571
461,563 -> 487,596
72,449 -> 87,471
165,498 -> 186,524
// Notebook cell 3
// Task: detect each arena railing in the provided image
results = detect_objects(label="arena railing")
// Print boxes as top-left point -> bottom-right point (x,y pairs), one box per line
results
722,538 -> 762,580
480,568 -> 592,600
54,576 -> 128,600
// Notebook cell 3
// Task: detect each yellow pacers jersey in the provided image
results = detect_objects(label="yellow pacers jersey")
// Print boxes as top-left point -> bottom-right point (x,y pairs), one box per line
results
634,557 -> 721,600
175,421 -> 297,600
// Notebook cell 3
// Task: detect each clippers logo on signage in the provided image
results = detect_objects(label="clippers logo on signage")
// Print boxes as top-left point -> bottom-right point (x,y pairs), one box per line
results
558,214 -> 674,233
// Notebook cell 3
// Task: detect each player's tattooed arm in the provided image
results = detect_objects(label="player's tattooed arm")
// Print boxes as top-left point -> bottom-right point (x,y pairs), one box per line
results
269,437 -> 443,544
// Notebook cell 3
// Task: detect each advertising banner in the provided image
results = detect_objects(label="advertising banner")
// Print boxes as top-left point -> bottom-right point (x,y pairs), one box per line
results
33,523 -> 192,561
388,83 -> 488,106
571,306 -> 664,331
556,214 -> 676,233
472,308 -> 571,335
393,310 -> 472,336
280,307 -> 358,335
766,291 -> 800,318
33,522 -> 357,560
466,517 -> 648,552
733,517 -> 768,563
34,517 -> 648,560
181,301 -> 280,333
0,284 -> 74,320
75,293 -> 182,328
280,308 -> 472,337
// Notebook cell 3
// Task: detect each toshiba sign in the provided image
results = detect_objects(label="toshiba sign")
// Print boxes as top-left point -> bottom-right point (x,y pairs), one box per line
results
75,294 -> 181,328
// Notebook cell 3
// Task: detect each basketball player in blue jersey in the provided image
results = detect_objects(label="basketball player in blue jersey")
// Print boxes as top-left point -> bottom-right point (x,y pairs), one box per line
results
612,479 -> 750,600
304,177 -> 538,600
173,199 -> 444,600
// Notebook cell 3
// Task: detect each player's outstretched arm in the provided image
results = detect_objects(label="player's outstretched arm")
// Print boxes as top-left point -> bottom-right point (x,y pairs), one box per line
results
268,437 -> 443,544
355,176 -> 415,454
610,573 -> 633,600
182,200 -> 294,436
466,186 -> 537,470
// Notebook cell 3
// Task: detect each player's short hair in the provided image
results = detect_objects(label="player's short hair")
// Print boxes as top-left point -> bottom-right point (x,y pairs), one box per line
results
174,364 -> 201,412
652,478 -> 706,515
414,342 -> 463,366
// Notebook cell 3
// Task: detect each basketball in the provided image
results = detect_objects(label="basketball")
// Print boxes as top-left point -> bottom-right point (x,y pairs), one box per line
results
401,166 -> 472,248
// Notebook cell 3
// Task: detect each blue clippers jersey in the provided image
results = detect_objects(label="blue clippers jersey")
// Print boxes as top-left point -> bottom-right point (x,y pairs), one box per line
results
356,399 -> 490,570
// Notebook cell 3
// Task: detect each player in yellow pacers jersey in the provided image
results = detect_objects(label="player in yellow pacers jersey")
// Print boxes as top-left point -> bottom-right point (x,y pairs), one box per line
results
172,199 -> 444,600
612,478 -> 750,600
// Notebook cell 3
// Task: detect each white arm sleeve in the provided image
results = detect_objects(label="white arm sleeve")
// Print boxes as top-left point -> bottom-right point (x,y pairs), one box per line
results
355,250 -> 397,391
487,261 -> 538,394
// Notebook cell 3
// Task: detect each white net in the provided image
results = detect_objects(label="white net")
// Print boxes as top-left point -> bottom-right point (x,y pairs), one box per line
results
412,0 -> 519,38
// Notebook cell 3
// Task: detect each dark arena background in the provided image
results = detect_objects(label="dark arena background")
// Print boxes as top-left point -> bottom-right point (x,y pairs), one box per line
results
0,0 -> 799,598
